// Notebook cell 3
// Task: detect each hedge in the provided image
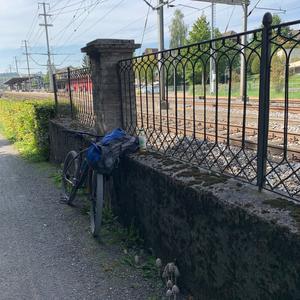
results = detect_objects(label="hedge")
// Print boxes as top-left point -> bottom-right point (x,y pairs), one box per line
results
0,99 -> 55,161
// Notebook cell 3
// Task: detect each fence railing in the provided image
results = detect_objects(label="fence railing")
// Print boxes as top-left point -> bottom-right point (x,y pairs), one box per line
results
53,67 -> 95,127
119,13 -> 300,201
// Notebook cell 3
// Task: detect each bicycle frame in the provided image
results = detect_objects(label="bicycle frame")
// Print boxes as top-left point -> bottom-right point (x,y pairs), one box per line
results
63,130 -> 102,202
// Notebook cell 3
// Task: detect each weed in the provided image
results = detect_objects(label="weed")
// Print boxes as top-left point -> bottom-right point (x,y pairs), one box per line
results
50,170 -> 62,187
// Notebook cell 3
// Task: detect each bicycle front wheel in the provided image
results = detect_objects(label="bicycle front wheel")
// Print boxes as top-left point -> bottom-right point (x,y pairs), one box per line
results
62,150 -> 80,204
89,171 -> 104,238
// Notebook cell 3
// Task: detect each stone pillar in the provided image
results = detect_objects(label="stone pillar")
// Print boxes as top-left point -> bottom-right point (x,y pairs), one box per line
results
81,39 -> 140,134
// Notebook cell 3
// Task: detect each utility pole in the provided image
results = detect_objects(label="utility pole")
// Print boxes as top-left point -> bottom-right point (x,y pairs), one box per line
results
210,2 -> 216,94
157,0 -> 167,107
23,40 -> 32,90
39,2 -> 54,91
143,0 -> 173,107
240,2 -> 249,101
9,65 -> 12,74
157,0 -> 165,52
14,56 -> 19,76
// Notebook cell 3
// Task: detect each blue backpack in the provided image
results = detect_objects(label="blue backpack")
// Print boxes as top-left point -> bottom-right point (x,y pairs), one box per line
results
87,128 -> 139,174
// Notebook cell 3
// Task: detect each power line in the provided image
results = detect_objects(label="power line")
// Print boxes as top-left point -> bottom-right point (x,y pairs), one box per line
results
50,0 -> 89,12
26,8 -> 40,41
109,12 -> 150,38
83,0 -> 125,34
51,0 -> 73,22
52,1 -> 101,16
52,0 -> 104,47
50,0 -> 69,11
51,0 -> 92,43
29,55 -> 47,67
55,0 -> 123,66
30,27 -> 44,49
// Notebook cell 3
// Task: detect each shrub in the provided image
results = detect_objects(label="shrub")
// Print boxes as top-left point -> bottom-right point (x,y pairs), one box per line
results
0,99 -> 55,161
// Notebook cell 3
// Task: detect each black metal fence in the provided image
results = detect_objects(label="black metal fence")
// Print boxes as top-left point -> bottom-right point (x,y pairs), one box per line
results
53,67 -> 95,127
119,13 -> 300,201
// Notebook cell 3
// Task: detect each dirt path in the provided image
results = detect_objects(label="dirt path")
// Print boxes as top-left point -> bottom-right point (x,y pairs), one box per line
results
0,135 -> 162,300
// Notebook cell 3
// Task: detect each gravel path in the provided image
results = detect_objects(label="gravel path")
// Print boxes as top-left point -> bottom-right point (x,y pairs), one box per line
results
0,135 -> 162,300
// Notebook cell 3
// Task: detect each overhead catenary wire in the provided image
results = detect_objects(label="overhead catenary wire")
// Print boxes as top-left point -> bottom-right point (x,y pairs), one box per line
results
50,0 -> 89,13
81,0 -> 125,34
51,0 -> 90,43
109,15 -> 147,37
51,1 -> 103,16
224,5 -> 236,32
52,0 -> 105,46
248,0 -> 263,16
50,0 -> 70,11
139,0 -> 152,53
56,0 -> 125,66
50,0 -> 73,22
22,0 -> 270,73
26,8 -> 40,41
29,27 -> 44,49
29,55 -> 47,67
142,3 -> 212,38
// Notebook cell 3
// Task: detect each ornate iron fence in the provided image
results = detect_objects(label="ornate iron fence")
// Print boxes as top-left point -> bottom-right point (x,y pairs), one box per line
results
119,13 -> 300,201
53,67 -> 95,127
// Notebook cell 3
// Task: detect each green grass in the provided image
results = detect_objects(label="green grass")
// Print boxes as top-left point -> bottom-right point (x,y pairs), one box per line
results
187,74 -> 300,99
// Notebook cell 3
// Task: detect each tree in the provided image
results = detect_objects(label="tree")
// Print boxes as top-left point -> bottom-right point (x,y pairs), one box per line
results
271,53 -> 285,93
135,54 -> 158,85
169,9 -> 187,49
187,14 -> 211,45
168,9 -> 187,88
251,55 -> 260,75
184,15 -> 236,86
185,14 -> 211,85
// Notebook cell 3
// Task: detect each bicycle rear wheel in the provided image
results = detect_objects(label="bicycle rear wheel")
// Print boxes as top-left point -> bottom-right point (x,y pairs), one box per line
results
89,171 -> 104,238
62,150 -> 80,204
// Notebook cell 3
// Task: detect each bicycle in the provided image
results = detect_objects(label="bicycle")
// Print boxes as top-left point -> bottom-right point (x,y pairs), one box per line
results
62,129 -> 104,238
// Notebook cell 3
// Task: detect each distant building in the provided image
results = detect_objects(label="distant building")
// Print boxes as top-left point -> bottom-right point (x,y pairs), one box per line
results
54,66 -> 92,93
222,31 -> 237,38
0,72 -> 18,89
4,74 -> 45,91
278,48 -> 300,74
142,48 -> 158,55
221,31 -> 238,43
290,30 -> 300,41
4,77 -> 30,91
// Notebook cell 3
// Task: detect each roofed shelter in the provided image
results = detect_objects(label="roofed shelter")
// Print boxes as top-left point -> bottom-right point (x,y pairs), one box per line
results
4,77 -> 30,91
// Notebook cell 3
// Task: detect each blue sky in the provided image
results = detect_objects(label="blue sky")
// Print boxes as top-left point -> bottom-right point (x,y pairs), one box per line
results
0,0 -> 299,74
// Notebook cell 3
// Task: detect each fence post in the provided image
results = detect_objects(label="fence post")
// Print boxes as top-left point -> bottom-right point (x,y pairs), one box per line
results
81,39 -> 140,134
52,73 -> 58,115
67,67 -> 73,118
257,12 -> 273,190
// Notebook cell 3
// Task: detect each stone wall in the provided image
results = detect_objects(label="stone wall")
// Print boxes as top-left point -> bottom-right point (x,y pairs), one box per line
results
49,120 -> 91,163
49,120 -> 300,300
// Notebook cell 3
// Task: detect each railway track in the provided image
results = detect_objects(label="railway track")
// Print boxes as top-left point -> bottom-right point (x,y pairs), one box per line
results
137,95 -> 300,113
135,113 -> 300,161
